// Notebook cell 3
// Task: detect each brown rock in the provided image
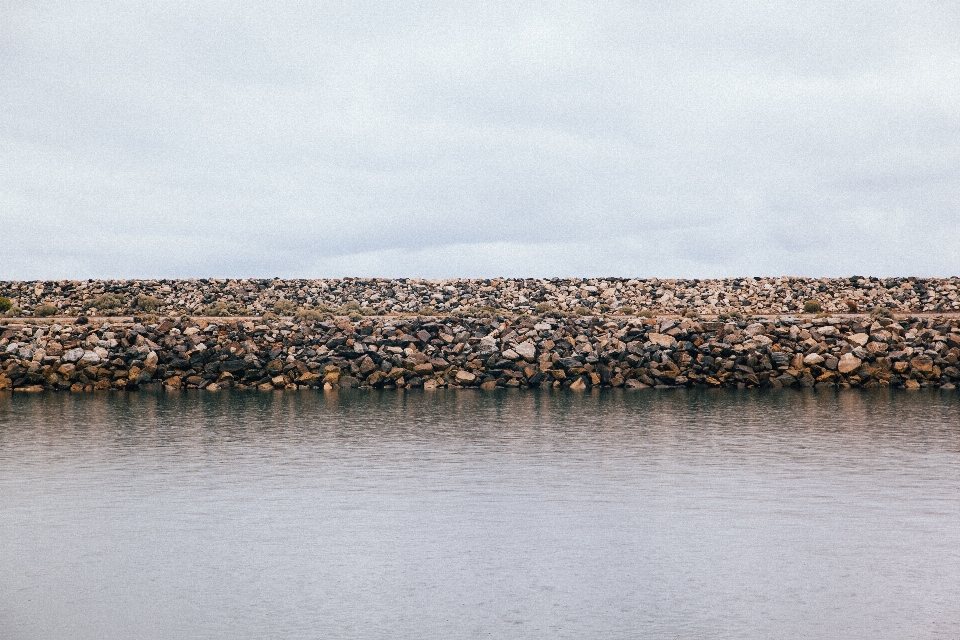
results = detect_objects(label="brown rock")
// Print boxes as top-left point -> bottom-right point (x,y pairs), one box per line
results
910,355 -> 934,373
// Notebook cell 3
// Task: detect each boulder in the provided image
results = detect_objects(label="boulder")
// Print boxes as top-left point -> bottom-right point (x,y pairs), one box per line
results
514,341 -> 537,361
838,353 -> 862,374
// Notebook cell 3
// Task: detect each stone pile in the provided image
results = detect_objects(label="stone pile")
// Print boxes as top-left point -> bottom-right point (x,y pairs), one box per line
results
1,276 -> 959,318
2,314 -> 959,393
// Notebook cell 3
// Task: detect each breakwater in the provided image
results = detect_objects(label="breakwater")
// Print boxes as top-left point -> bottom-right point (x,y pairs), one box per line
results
2,313 -> 959,392
2,276 -> 960,318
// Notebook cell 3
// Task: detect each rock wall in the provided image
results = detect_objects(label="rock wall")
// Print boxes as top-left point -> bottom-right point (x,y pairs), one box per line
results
2,314 -> 959,393
2,276 -> 960,318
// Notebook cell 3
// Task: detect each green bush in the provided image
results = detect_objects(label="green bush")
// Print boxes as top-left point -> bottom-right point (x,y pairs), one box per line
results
0,296 -> 11,313
34,303 -> 58,317
870,306 -> 893,319
534,302 -> 554,315
636,309 -> 653,318
419,305 -> 436,316
134,294 -> 161,312
574,306 -> 591,316
261,311 -> 279,322
619,306 -> 635,315
273,299 -> 297,315
803,300 -> 822,313
86,293 -> 125,312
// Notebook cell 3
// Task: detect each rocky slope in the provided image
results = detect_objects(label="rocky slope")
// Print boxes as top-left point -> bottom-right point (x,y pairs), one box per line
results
2,276 -> 960,318
3,313 -> 958,392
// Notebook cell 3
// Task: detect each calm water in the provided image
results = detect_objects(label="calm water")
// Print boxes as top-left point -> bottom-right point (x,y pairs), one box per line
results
2,389 -> 960,639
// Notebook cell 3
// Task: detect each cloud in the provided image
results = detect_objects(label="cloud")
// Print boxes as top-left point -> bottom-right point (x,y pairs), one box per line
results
2,0 -> 959,279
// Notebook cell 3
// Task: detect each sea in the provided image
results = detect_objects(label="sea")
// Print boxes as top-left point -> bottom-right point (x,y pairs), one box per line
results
2,388 -> 959,639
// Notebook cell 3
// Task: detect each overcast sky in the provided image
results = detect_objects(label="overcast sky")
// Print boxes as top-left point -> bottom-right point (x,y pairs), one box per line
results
2,1 -> 958,280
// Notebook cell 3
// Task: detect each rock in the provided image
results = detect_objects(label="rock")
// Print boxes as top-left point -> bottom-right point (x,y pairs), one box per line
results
569,377 -> 587,390
500,349 -> 519,360
413,363 -> 434,376
848,333 -> 870,347
514,341 -> 536,361
838,353 -> 862,374
480,380 -> 497,390
803,353 -> 825,365
647,333 -> 676,348
904,379 -> 921,389
144,351 -> 159,369
910,355 -> 934,373
339,375 -> 359,388
205,383 -> 220,391
478,335 -> 498,354
80,351 -> 100,364
455,370 -> 476,383
62,347 -> 84,363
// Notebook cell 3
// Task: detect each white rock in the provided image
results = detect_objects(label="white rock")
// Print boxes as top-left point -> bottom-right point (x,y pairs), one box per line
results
647,333 -> 676,348
80,350 -> 101,364
803,353 -> 825,365
838,353 -> 862,374
848,333 -> 870,347
63,347 -> 84,362
478,335 -> 498,354
514,341 -> 537,361
501,349 -> 519,360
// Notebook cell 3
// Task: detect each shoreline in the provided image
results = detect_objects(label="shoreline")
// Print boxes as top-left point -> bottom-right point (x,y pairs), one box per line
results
3,312 -> 958,393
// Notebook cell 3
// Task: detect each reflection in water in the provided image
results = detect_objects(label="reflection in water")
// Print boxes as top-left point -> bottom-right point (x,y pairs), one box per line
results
1,389 -> 959,640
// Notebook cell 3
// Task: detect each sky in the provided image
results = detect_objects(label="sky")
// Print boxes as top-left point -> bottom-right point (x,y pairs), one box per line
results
2,1 -> 959,280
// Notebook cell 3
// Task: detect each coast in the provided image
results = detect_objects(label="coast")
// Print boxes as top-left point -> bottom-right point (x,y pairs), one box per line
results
2,311 -> 959,392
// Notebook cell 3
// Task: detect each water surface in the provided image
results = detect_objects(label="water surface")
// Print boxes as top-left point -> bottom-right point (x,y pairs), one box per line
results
2,389 -> 959,639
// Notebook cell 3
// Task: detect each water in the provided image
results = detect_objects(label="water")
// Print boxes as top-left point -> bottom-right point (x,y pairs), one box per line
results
1,389 -> 959,639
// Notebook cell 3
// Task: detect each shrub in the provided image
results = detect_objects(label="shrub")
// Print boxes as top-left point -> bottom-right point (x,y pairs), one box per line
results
636,309 -> 653,318
0,296 -> 11,313
34,303 -> 58,317
618,306 -> 635,315
803,300 -> 822,313
597,303 -> 611,313
135,294 -> 161,312
359,306 -> 376,316
136,313 -> 159,325
203,301 -> 232,317
534,302 -> 554,315
419,305 -> 436,316
844,299 -> 859,313
273,299 -> 296,315
86,293 -> 125,312
295,308 -> 328,322
575,306 -> 591,316
870,306 -> 893,319
336,300 -> 361,315
261,311 -> 279,322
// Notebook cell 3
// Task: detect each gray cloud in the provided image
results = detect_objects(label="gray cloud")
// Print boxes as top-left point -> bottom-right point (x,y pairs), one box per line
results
2,0 -> 959,279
